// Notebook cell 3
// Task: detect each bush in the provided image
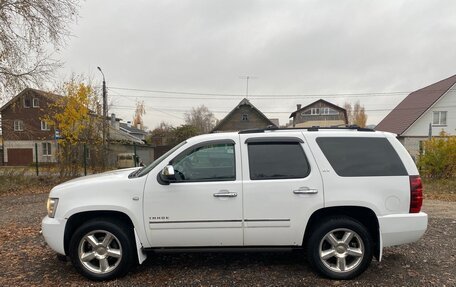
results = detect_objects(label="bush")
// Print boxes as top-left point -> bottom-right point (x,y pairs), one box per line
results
418,134 -> 456,178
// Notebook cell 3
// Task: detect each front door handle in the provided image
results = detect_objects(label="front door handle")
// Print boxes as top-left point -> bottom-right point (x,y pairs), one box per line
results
293,187 -> 318,195
213,190 -> 238,198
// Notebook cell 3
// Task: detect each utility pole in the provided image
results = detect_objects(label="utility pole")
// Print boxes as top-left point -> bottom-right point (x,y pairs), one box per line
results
239,75 -> 257,98
97,66 -> 107,143
97,66 -> 108,169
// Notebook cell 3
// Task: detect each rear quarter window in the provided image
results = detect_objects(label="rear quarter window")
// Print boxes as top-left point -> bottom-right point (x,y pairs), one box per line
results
316,137 -> 407,177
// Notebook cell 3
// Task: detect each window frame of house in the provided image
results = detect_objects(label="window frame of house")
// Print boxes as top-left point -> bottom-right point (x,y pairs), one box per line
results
42,142 -> 52,156
32,98 -> 40,108
23,97 -> 31,108
432,111 -> 447,126
13,120 -> 24,131
241,114 -> 249,121
41,120 -> 50,131
310,108 -> 320,115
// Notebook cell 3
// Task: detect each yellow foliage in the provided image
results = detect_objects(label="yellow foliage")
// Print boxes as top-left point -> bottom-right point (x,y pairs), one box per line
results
45,79 -> 101,146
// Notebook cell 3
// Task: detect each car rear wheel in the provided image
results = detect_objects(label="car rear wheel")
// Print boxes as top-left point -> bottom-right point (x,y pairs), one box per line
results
69,219 -> 135,281
306,216 -> 373,280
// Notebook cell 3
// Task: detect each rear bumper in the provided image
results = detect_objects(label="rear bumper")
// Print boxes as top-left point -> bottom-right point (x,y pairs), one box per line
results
378,212 -> 428,247
41,216 -> 67,255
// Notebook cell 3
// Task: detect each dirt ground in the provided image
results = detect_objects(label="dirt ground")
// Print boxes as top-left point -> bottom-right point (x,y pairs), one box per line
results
0,192 -> 455,287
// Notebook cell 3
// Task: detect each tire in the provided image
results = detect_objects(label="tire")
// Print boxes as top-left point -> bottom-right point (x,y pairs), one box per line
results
306,216 -> 373,280
69,219 -> 135,281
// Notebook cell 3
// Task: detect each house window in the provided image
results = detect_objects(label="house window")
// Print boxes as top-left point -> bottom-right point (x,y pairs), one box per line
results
23,97 -> 31,108
33,98 -> 39,107
311,108 -> 320,115
14,120 -> 24,131
321,107 -> 339,115
432,111 -> 447,126
41,120 -> 50,131
241,114 -> 248,121
42,142 -> 52,156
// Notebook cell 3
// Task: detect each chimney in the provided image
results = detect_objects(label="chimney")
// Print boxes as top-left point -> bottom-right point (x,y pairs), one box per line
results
136,123 -> 141,129
127,121 -> 132,128
297,104 -> 302,110
110,113 -> 116,126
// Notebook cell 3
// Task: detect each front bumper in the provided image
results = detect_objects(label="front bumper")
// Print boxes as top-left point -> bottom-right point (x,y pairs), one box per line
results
41,216 -> 67,255
378,212 -> 428,247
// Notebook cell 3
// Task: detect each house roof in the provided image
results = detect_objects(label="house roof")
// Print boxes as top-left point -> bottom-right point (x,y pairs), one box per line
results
0,88 -> 61,112
289,99 -> 347,118
376,74 -> 456,135
119,122 -> 147,135
109,126 -> 144,144
211,98 -> 277,132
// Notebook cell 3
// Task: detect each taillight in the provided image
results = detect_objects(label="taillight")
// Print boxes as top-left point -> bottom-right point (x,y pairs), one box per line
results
409,175 -> 423,213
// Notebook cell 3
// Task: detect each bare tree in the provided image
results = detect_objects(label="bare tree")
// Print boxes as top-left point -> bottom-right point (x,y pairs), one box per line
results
0,0 -> 79,98
344,101 -> 368,127
184,105 -> 217,134
132,100 -> 146,130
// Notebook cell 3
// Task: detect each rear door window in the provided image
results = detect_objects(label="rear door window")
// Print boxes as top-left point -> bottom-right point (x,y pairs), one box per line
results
248,142 -> 310,180
316,137 -> 407,177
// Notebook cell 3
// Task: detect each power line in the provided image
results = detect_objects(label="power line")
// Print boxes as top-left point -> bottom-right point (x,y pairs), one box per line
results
110,104 -> 456,114
108,85 -> 456,98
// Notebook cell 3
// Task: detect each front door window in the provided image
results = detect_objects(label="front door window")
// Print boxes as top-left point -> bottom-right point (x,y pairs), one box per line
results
171,143 -> 235,182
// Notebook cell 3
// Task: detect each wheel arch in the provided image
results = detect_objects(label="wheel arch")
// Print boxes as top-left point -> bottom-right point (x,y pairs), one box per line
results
303,206 -> 380,260
64,210 -> 135,256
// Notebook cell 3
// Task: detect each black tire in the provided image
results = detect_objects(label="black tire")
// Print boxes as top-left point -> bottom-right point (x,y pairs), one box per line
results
69,219 -> 135,281
306,216 -> 373,280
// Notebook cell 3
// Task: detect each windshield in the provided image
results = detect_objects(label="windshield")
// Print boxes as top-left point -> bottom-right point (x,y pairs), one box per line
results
134,141 -> 186,177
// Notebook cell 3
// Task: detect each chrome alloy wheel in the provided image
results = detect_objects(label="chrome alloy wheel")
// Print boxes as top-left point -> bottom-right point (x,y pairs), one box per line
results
78,230 -> 123,274
319,228 -> 364,273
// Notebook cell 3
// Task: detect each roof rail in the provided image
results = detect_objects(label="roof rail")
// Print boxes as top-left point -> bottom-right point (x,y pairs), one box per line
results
307,125 -> 375,132
238,125 -> 278,134
238,125 -> 375,134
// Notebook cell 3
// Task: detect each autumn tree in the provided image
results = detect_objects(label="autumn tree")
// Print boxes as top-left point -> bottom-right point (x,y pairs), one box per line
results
418,132 -> 456,178
169,125 -> 199,147
147,122 -> 198,147
343,101 -> 368,127
147,121 -> 173,145
184,105 -> 217,134
0,0 -> 80,97
45,77 -> 103,176
132,100 -> 146,130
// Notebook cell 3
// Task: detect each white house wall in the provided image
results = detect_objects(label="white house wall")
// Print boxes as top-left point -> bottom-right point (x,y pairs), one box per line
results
403,84 -> 456,137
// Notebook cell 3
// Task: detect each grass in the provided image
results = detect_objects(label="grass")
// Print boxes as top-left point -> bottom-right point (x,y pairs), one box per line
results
423,177 -> 456,202
0,167 -> 67,196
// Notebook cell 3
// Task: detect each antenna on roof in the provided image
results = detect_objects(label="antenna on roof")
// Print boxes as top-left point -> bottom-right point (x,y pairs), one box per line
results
239,75 -> 257,98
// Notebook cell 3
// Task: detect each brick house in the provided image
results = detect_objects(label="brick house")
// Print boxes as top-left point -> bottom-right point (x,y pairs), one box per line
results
376,74 -> 456,158
289,99 -> 348,128
0,88 -> 61,165
212,98 -> 278,132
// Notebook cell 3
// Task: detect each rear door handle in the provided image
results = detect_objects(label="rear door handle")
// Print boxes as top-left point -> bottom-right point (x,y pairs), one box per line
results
213,190 -> 238,198
293,187 -> 318,195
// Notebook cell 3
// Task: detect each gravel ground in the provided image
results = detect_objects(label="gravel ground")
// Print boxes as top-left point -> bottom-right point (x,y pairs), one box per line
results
0,193 -> 455,287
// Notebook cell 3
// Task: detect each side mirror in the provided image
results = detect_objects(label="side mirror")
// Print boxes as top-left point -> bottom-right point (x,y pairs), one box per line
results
158,165 -> 176,184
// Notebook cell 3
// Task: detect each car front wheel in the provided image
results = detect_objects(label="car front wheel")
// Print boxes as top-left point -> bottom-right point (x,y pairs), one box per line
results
69,219 -> 135,281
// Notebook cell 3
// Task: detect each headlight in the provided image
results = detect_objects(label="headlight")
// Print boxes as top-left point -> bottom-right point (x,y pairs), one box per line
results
46,198 -> 59,218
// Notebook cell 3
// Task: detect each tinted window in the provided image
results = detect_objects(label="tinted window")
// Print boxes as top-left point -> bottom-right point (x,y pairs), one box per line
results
171,143 -> 235,182
316,137 -> 407,177
248,143 -> 309,180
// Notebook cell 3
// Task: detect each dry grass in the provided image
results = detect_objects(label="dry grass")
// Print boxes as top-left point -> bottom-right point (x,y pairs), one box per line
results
423,177 -> 456,202
0,167 -> 67,196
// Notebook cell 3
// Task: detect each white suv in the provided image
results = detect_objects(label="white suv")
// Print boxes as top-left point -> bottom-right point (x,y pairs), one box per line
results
42,127 -> 428,281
